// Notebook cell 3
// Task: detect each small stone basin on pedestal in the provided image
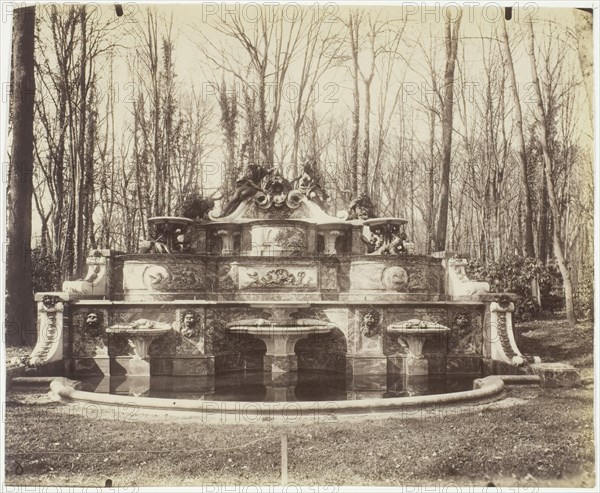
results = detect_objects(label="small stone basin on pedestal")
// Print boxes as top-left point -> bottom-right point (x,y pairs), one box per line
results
316,222 -> 349,254
106,320 -> 172,377
227,308 -> 335,373
363,217 -> 413,254
387,319 -> 450,376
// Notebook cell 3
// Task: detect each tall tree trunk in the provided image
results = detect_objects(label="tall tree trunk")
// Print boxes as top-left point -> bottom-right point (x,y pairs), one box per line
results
349,13 -> 360,195
434,11 -> 462,251
525,19 -> 577,326
6,6 -> 36,346
76,7 -> 87,273
218,80 -> 238,202
360,79 -> 372,195
427,106 -> 435,253
538,180 -> 549,263
499,16 -> 535,257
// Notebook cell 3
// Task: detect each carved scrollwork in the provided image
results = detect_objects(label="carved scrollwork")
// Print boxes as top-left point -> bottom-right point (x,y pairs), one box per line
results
382,266 -> 408,291
142,265 -> 172,290
254,190 -> 271,209
286,189 -> 304,209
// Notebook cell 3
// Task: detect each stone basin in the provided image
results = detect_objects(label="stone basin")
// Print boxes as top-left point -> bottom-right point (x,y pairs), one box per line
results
227,318 -> 334,373
363,217 -> 411,255
363,217 -> 408,227
387,319 -> 450,368
227,318 -> 336,330
106,321 -> 172,360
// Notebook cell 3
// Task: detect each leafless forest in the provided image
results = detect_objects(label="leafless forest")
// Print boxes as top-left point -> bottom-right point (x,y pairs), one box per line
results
6,4 -> 594,338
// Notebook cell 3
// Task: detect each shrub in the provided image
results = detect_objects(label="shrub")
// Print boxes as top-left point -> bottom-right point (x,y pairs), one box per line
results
31,247 -> 60,293
466,255 -> 562,322
574,276 -> 594,321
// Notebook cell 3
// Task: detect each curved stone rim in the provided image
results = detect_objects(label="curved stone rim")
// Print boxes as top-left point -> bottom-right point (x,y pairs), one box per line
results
105,327 -> 172,336
363,217 -> 408,226
49,375 -> 508,418
147,216 -> 194,225
387,326 -> 451,335
227,326 -> 333,335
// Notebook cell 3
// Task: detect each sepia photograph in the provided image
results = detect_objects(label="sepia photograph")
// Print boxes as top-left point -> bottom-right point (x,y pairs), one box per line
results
1,0 -> 598,490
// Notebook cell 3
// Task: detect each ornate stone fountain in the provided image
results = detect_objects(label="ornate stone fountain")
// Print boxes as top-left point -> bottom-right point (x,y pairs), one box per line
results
28,162 -> 568,400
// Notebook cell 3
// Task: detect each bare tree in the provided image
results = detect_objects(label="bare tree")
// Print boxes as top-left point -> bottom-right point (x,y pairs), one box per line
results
499,16 -> 535,257
199,6 -> 307,170
347,10 -> 362,195
524,19 -> 576,326
6,6 -> 36,346
217,80 -> 238,202
434,9 -> 462,251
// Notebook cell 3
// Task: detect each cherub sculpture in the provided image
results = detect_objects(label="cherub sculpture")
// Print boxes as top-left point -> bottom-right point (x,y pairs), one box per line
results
292,159 -> 328,204
347,193 -> 375,220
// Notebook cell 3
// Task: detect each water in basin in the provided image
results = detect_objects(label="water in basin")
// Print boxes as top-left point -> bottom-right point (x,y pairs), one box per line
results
77,371 -> 476,402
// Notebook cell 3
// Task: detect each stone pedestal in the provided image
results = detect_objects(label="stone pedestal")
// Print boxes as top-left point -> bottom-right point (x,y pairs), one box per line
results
72,357 -> 111,376
347,354 -> 388,375
264,354 -> 297,373
172,356 -> 214,376
216,228 -> 241,255
319,228 -> 345,254
405,355 -> 429,376
531,362 -> 581,388
92,357 -> 110,376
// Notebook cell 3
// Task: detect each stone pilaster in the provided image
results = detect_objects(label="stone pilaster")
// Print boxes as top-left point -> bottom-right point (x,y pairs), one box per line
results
30,294 -> 67,367
487,301 -> 540,367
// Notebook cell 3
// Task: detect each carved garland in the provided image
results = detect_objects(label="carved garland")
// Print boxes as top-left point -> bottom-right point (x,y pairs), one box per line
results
30,301 -> 63,365
246,268 -> 312,288
496,311 -> 537,365
143,265 -> 205,291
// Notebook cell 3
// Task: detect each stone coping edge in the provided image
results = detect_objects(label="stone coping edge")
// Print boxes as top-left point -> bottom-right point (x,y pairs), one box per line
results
12,376 -> 58,385
497,375 -> 541,385
49,375 -> 512,417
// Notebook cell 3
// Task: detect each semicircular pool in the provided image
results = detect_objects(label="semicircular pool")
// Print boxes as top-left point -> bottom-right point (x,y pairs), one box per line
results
77,371 -> 477,402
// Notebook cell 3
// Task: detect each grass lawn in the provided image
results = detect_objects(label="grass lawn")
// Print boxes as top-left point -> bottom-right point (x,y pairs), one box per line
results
3,316 -> 596,488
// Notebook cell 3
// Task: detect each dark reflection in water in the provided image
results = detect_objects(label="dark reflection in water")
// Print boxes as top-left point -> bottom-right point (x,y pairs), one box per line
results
78,371 -> 477,402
